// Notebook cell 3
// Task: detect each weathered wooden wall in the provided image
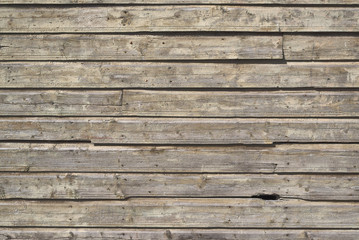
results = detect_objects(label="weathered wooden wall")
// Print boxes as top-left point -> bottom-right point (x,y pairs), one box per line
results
1,0 -> 359,239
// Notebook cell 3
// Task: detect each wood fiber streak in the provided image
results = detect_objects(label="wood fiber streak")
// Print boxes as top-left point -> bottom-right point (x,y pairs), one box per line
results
0,90 -> 122,116
2,229 -> 359,240
2,62 -> 359,89
0,173 -> 358,200
122,90 -> 359,117
1,199 -> 359,228
284,35 -> 359,60
0,35 -> 283,61
0,118 -> 358,144
1,143 -> 358,173
1,7 -> 359,33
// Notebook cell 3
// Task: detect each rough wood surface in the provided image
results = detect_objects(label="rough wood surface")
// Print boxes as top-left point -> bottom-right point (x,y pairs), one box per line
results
284,35 -> 359,60
1,173 -> 358,200
0,90 -> 122,116
2,7 -> 359,33
2,62 -> 359,89
0,35 -> 282,61
122,90 -> 359,117
1,229 -> 359,240
2,0 -> 359,4
2,90 -> 358,117
1,143 -> 358,173
0,118 -> 358,144
1,199 -> 359,228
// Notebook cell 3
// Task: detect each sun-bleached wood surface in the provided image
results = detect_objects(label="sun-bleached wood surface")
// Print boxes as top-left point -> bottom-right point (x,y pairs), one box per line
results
1,0 -> 358,238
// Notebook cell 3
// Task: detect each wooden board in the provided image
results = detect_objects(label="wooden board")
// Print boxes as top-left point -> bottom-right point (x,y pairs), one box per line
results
1,229 -> 359,240
2,90 -> 359,117
1,173 -> 358,200
1,199 -> 359,228
284,35 -> 359,60
0,90 -> 122,116
2,7 -> 359,33
121,90 -> 359,117
1,143 -> 358,173
2,0 -> 359,4
0,35 -> 282,61
1,118 -> 358,144
2,62 -> 359,89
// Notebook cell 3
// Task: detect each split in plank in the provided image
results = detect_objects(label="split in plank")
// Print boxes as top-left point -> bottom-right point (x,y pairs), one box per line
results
1,118 -> 358,144
1,7 -> 359,33
1,199 -> 359,228
0,34 -> 282,61
122,90 -> 359,117
1,143 -> 358,173
1,173 -> 358,201
2,62 -> 359,88
1,229 -> 359,240
0,90 -> 122,116
284,35 -> 359,60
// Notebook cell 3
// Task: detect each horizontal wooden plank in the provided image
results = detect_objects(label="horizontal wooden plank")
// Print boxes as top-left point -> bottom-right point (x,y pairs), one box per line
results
1,173 -> 358,200
1,199 -> 359,228
0,34 -> 282,60
0,118 -> 358,144
284,35 -> 359,60
2,90 -> 359,117
1,7 -> 359,33
2,229 -> 359,240
122,90 -> 359,117
0,90 -> 122,116
1,143 -> 358,173
2,62 -> 359,89
2,0 -> 359,4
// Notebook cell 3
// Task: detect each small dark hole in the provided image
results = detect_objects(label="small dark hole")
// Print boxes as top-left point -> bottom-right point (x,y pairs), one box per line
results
251,193 -> 280,200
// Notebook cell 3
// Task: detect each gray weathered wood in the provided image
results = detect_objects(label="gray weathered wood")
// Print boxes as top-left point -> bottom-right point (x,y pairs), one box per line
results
1,7 -> 359,33
1,228 -> 359,240
2,90 -> 358,117
0,118 -> 358,144
284,35 -> 359,60
122,90 -> 359,117
2,62 -> 359,89
1,199 -> 359,228
0,90 -> 122,116
0,35 -> 282,60
2,0 -> 359,4
1,173 -> 358,200
1,143 -> 358,173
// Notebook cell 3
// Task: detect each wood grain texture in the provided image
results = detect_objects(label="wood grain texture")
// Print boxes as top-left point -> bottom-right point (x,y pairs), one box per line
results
122,90 -> 359,117
1,173 -> 358,200
0,90 -> 122,116
1,229 -> 359,240
1,118 -> 358,144
2,90 -> 358,117
1,199 -> 359,228
1,143 -> 358,173
2,0 -> 359,4
0,35 -> 282,61
2,62 -> 359,89
284,35 -> 359,60
2,7 -> 359,33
